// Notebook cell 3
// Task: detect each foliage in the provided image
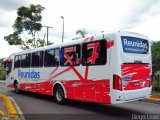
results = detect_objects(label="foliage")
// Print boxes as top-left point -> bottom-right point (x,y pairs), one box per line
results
36,38 -> 54,48
0,59 -> 3,63
151,41 -> 160,92
4,4 -> 52,50
152,91 -> 160,96
4,32 -> 22,45
0,58 -> 6,80
0,70 -> 6,80
151,41 -> 160,75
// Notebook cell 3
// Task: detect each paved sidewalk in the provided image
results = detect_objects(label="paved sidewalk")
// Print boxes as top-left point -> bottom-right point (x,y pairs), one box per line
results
147,95 -> 160,101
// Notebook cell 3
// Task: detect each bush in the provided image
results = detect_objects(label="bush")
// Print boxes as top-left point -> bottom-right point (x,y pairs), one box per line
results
152,77 -> 160,91
0,70 -> 6,80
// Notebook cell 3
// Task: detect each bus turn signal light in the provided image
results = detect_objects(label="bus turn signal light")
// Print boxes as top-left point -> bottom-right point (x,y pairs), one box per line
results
113,75 -> 122,91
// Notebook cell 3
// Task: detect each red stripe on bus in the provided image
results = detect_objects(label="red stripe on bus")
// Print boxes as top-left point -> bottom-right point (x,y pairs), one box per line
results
71,66 -> 85,80
107,40 -> 114,49
90,36 -> 94,41
48,67 -> 59,78
49,67 -> 72,80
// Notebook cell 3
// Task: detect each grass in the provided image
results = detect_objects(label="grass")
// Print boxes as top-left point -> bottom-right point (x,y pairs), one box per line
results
0,70 -> 6,80
152,78 -> 158,87
152,91 -> 160,97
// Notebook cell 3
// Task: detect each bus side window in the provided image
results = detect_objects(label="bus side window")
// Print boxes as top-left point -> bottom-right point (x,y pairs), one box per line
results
14,55 -> 21,68
32,51 -> 44,67
54,49 -> 60,65
44,48 -> 59,67
82,40 -> 106,66
60,45 -> 80,66
21,54 -> 31,68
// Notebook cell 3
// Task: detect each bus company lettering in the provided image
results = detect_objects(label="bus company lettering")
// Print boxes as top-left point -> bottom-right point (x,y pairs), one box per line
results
18,70 -> 40,79
123,38 -> 148,49
121,36 -> 149,54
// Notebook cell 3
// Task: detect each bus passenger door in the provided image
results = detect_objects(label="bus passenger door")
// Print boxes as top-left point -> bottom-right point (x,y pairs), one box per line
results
5,61 -> 12,87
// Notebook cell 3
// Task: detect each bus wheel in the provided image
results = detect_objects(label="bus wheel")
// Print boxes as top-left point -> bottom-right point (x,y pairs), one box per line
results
54,85 -> 65,104
14,82 -> 20,93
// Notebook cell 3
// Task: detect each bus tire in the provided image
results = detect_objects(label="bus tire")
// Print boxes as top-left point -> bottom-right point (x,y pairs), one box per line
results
14,81 -> 20,94
54,85 -> 65,104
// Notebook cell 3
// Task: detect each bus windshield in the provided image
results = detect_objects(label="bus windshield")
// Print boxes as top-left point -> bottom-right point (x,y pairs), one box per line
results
121,36 -> 149,54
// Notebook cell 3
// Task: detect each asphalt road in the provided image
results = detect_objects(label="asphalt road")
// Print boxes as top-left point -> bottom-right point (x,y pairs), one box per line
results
1,82 -> 160,120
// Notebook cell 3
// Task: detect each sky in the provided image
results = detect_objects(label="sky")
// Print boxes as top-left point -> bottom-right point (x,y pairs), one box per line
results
0,0 -> 160,58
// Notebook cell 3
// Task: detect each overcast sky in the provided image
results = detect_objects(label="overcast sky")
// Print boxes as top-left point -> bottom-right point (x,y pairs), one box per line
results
0,0 -> 160,58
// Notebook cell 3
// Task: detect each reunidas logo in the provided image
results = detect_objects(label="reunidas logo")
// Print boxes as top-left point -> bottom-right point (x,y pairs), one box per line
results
121,36 -> 149,54
18,69 -> 40,79
123,38 -> 148,49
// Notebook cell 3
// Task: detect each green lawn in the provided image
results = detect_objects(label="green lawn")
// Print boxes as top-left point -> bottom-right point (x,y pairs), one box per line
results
152,91 -> 160,96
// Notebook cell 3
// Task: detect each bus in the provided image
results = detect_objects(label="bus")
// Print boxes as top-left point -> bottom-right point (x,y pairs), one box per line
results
4,31 -> 152,104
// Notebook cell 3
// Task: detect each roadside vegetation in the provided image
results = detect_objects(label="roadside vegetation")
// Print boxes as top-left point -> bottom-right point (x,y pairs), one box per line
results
4,4 -> 53,50
151,41 -> 160,96
0,59 -> 6,80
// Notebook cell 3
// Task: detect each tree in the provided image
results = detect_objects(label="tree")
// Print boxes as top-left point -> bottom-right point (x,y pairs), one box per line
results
0,58 -> 6,80
151,41 -> 160,90
4,4 -> 52,50
4,32 -> 22,45
152,41 -> 160,74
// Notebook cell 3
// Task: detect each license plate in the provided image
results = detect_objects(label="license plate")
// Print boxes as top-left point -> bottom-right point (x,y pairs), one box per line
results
134,82 -> 140,86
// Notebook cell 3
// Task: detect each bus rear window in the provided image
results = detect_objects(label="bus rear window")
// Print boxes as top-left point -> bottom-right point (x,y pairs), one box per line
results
121,36 -> 149,54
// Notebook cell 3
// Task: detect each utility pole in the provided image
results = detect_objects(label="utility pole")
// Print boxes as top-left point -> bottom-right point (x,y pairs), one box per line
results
101,31 -> 104,38
44,26 -> 53,45
60,16 -> 64,43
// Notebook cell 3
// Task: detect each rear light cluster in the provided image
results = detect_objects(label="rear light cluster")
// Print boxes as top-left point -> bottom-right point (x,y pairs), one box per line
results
113,75 -> 122,91
148,80 -> 152,87
144,79 -> 152,87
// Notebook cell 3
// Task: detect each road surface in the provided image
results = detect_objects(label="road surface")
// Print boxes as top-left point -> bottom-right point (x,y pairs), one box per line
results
0,82 -> 160,120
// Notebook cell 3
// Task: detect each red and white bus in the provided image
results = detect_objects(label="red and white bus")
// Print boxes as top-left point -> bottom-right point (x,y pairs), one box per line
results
4,31 -> 152,104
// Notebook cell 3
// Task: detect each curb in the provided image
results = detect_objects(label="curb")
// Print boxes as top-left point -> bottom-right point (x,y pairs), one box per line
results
10,97 -> 25,120
0,93 -> 25,120
147,96 -> 160,101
